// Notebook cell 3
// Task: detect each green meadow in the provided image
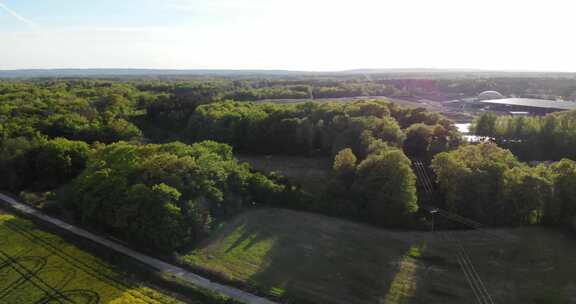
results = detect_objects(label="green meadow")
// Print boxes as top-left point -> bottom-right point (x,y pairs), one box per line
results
182,208 -> 576,304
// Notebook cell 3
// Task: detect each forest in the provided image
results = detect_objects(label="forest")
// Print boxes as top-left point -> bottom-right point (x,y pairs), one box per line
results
472,111 -> 576,161
1,77 -> 576,255
432,143 -> 576,228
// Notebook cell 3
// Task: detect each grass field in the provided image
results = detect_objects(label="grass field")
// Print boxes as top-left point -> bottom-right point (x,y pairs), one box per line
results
237,155 -> 332,192
181,208 -> 576,304
0,211 -> 215,304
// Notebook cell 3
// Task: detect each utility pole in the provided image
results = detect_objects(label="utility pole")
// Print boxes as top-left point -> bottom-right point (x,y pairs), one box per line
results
430,208 -> 439,232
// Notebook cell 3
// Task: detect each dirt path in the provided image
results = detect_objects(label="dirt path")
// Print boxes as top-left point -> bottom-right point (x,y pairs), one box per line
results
0,193 -> 276,304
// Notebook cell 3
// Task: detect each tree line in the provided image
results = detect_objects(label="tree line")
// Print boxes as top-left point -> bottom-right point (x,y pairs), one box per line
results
472,110 -> 576,161
432,143 -> 576,229
186,100 -> 461,159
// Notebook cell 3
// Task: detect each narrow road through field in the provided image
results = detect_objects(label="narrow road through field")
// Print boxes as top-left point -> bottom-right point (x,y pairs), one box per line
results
0,193 -> 276,304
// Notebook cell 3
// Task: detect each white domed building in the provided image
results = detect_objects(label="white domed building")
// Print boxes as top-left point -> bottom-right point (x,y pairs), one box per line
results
478,91 -> 504,100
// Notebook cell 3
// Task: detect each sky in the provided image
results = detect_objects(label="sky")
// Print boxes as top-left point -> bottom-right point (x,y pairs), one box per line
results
1,0 -> 575,71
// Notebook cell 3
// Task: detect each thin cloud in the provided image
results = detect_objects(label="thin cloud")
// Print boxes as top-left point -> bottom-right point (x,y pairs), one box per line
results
0,1 -> 36,28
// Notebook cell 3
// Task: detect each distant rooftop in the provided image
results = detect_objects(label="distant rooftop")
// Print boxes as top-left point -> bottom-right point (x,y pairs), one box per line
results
478,91 -> 504,100
479,98 -> 576,110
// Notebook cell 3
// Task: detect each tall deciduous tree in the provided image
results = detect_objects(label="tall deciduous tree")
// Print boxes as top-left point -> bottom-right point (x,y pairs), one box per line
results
431,143 -> 519,225
404,123 -> 433,157
548,159 -> 576,227
503,166 -> 552,225
333,148 -> 357,188
353,149 -> 418,227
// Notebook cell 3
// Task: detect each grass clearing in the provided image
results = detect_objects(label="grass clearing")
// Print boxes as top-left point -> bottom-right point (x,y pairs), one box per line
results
237,155 -> 332,192
0,211 -> 216,304
181,208 -> 576,304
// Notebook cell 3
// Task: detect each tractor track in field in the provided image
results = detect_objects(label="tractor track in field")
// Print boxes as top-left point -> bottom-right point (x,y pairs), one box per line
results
0,248 -> 102,304
2,219 -> 156,303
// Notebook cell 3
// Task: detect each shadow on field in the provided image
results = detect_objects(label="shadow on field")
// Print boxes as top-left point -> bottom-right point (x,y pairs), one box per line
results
224,222 -> 276,254
197,207 -> 576,304
220,209 -> 469,304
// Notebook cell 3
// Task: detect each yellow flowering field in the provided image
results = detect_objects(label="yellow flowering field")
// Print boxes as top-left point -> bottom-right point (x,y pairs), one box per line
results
0,213 -> 183,304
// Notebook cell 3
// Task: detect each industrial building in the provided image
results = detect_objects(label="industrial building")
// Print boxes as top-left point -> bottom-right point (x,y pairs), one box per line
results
446,91 -> 576,115
478,97 -> 576,115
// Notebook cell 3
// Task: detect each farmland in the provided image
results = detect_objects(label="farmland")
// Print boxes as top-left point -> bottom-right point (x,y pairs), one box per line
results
182,208 -> 576,304
0,210 -> 202,304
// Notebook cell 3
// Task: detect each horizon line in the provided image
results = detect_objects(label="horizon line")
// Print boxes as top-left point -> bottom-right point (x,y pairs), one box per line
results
1,67 -> 575,74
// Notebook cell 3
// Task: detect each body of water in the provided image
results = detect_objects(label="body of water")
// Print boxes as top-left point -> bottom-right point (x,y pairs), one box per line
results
455,123 -> 471,134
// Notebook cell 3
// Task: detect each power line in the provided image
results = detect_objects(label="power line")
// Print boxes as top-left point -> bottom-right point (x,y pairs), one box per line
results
444,232 -> 496,304
413,160 -> 497,303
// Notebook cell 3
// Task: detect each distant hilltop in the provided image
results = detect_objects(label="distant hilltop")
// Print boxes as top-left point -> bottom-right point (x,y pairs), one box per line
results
0,69 -> 306,78
1,68 -> 576,78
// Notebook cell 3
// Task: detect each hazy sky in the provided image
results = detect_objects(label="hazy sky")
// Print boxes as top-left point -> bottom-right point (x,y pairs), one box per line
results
1,0 -> 575,71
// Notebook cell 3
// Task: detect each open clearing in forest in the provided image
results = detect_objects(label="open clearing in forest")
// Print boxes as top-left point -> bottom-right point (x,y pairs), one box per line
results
237,155 -> 332,192
182,208 -> 576,304
0,211 -> 186,304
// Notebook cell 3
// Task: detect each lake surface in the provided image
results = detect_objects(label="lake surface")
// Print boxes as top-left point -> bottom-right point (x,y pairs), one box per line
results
455,123 -> 487,142
455,123 -> 471,134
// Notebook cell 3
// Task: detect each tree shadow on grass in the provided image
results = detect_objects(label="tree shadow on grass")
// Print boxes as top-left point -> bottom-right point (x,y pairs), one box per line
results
221,209 -> 473,304
224,222 -> 276,254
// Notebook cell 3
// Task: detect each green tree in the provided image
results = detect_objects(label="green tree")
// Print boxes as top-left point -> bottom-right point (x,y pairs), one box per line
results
333,148 -> 357,188
125,183 -> 188,251
503,166 -> 552,225
404,123 -> 433,157
472,112 -> 497,137
431,143 -> 519,224
547,159 -> 576,226
353,149 -> 418,227
32,138 -> 91,189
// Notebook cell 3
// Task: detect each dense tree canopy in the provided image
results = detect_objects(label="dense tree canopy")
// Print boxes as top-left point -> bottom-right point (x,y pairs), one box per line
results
404,123 -> 434,157
432,143 -> 522,225
471,110 -> 576,161
324,142 -> 418,227
0,81 -> 146,144
66,141 -> 287,251
187,100 -> 459,158
0,136 -> 91,191
432,143 -> 576,227
547,160 -> 576,227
